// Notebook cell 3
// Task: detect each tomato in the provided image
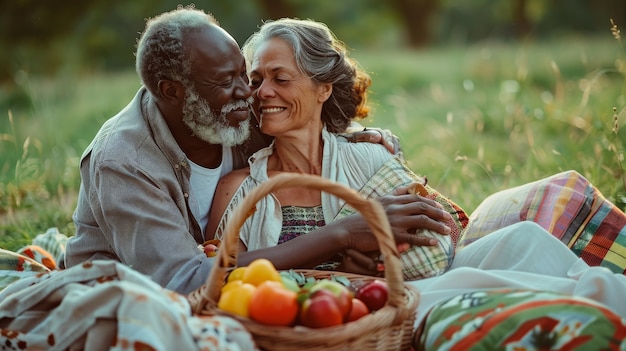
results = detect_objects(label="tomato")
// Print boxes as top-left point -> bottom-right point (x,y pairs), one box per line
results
217,282 -> 256,318
310,280 -> 353,320
249,280 -> 299,326
346,298 -> 369,322
355,280 -> 388,311
299,293 -> 344,328
242,258 -> 282,286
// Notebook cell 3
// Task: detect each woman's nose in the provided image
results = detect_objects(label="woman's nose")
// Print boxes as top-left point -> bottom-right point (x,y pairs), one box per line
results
255,80 -> 274,100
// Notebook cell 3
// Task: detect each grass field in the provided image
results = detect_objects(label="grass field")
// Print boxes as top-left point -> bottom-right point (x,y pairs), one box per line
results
1,34 -> 625,251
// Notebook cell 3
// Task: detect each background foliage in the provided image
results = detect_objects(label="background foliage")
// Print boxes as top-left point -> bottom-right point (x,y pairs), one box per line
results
1,0 -> 625,250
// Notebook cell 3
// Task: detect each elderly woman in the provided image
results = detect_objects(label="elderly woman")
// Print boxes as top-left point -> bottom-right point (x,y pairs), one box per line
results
206,18 -> 467,279
204,19 -> 626,348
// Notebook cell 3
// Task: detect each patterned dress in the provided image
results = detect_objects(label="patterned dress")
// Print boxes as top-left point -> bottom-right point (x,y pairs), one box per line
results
277,206 -> 325,244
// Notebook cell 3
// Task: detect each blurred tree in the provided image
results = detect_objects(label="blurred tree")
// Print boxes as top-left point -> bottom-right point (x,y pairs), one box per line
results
0,0 -> 105,81
389,0 -> 439,47
1,0 -> 622,89
513,0 -> 531,38
256,0 -> 297,20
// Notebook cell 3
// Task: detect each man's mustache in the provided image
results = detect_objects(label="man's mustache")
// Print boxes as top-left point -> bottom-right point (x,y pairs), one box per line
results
221,96 -> 254,114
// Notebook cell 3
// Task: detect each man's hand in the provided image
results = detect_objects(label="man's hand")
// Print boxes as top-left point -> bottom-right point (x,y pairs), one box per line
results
341,126 -> 402,155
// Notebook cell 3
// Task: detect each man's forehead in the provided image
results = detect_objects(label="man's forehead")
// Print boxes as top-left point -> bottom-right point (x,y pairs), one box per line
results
185,27 -> 245,76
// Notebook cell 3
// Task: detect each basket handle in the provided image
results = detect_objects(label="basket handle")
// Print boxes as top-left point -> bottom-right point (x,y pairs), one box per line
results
188,173 -> 405,314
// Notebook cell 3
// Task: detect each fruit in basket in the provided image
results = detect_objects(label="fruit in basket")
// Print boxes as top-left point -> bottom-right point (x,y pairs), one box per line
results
227,266 -> 247,283
201,239 -> 221,257
221,279 -> 244,294
280,275 -> 301,293
217,282 -> 256,318
346,298 -> 370,322
309,279 -> 353,320
355,280 -> 388,312
242,258 -> 282,286
299,291 -> 344,328
249,280 -> 299,326
203,243 -> 218,257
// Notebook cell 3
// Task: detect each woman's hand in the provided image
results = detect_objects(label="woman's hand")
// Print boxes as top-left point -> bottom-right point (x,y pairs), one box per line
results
338,243 -> 411,277
337,248 -> 383,276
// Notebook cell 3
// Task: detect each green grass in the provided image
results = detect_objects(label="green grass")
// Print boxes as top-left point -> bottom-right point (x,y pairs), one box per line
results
1,35 -> 625,251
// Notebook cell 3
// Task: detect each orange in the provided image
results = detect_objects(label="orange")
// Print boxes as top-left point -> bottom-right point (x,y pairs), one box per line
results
217,282 -> 256,318
249,280 -> 299,326
227,266 -> 248,283
221,280 -> 244,294
242,258 -> 281,286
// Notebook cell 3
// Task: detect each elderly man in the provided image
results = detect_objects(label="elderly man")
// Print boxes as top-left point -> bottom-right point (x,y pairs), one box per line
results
64,6 -> 447,294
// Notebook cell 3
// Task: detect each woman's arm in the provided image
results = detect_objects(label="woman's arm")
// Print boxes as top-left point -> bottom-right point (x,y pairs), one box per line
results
235,192 -> 451,270
205,168 -> 250,240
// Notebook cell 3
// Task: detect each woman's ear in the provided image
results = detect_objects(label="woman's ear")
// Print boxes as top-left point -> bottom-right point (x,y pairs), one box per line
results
317,83 -> 333,103
157,80 -> 185,105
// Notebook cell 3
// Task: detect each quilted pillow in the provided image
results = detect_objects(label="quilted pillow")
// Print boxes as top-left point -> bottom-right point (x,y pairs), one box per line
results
416,289 -> 626,350
336,156 -> 468,280
458,170 -> 626,274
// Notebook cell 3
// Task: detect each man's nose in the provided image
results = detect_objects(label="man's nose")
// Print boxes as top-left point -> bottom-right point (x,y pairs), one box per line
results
234,76 -> 252,98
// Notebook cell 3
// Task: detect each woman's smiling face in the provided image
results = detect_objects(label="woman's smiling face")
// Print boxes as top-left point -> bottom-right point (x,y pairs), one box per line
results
248,38 -> 331,137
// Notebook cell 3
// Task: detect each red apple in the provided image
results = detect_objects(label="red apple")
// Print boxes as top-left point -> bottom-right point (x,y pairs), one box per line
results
299,293 -> 344,328
346,297 -> 369,322
203,243 -> 218,257
355,280 -> 388,312
310,280 -> 353,319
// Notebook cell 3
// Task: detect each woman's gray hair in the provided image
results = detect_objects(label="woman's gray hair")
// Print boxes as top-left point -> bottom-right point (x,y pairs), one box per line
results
242,18 -> 371,133
135,5 -> 219,98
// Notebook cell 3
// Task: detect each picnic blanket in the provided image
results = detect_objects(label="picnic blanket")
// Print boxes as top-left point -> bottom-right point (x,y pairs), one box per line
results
416,288 -> 626,350
0,260 -> 258,351
458,170 -> 626,274
0,227 -> 66,291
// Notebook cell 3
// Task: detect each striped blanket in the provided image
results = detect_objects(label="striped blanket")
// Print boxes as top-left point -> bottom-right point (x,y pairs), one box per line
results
458,170 -> 626,274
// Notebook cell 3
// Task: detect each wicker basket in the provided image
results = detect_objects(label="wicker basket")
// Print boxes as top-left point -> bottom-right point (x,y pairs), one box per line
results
187,173 -> 420,350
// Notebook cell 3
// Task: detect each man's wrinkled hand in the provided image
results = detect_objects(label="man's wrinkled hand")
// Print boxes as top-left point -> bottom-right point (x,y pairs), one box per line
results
341,127 -> 402,155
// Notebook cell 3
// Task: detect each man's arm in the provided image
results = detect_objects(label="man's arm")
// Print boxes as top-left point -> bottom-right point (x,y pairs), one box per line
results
342,122 -> 402,155
89,161 -> 213,294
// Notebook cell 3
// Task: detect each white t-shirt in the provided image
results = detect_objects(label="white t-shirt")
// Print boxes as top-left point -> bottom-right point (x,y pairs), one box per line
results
188,145 -> 234,238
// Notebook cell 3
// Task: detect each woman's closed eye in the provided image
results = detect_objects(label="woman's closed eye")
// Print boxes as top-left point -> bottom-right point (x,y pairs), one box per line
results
250,78 -> 262,88
249,77 -> 290,88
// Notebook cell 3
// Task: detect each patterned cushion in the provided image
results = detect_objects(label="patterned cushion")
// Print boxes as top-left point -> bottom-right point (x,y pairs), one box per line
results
458,170 -> 626,273
416,289 -> 626,350
336,156 -> 468,280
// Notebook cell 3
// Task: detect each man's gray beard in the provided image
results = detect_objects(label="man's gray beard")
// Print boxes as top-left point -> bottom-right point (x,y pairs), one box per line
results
182,89 -> 251,147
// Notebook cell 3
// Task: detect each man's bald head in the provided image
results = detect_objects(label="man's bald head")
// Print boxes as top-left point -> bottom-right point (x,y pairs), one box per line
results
135,5 -> 235,98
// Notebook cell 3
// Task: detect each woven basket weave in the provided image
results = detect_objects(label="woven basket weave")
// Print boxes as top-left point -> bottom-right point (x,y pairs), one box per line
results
187,173 -> 420,350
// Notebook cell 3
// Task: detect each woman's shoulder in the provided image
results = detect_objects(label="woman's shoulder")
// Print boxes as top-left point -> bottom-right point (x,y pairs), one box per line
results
218,168 -> 251,191
336,136 -> 392,161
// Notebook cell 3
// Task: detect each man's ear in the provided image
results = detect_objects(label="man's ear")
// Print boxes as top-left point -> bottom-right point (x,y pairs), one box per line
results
317,83 -> 333,103
157,80 -> 184,105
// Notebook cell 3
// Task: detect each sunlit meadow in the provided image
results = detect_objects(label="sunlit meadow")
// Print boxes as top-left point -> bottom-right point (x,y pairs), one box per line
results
1,32 -> 624,251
